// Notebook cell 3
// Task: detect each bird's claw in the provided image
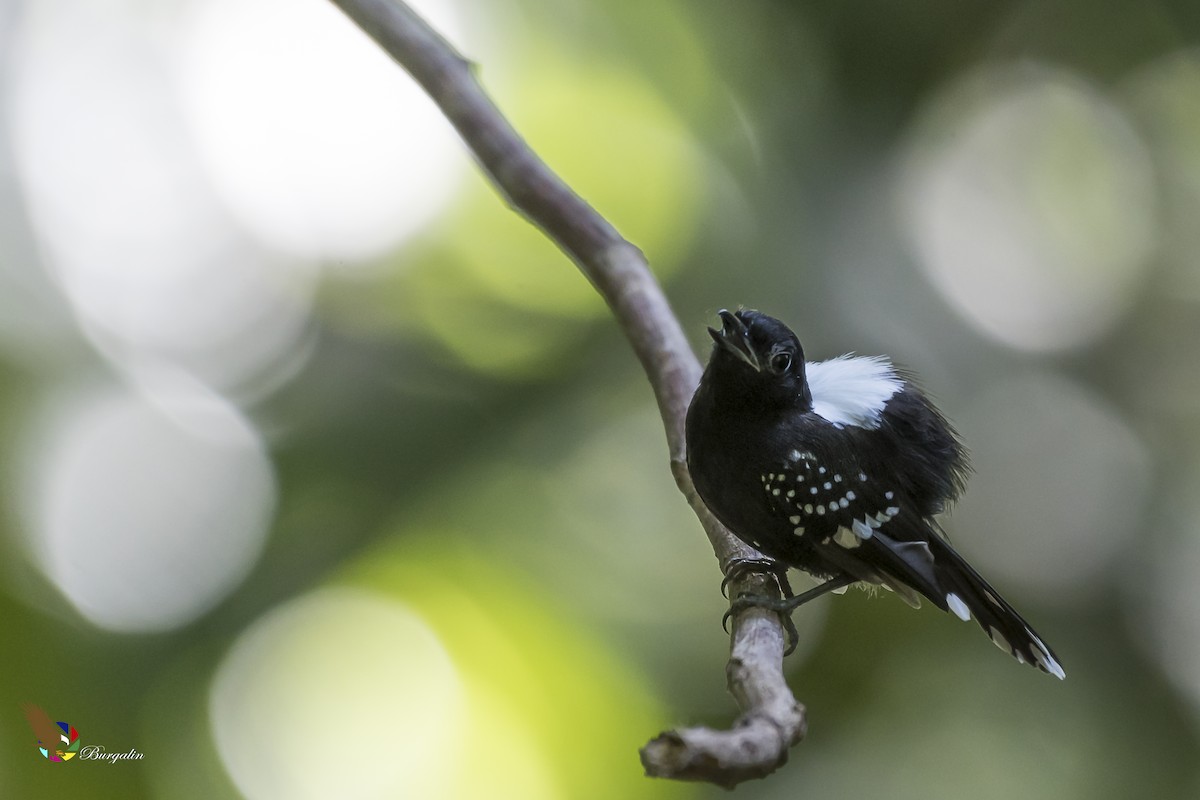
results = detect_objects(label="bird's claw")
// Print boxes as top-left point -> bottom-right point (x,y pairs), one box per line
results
722,592 -> 802,655
721,574 -> 859,656
720,557 -> 793,599
721,557 -> 801,654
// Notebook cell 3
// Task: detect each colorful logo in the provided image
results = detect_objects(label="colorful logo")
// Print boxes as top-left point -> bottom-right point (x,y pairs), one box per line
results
22,703 -> 80,762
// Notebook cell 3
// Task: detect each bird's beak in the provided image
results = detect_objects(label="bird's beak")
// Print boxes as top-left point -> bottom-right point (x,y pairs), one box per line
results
708,309 -> 762,371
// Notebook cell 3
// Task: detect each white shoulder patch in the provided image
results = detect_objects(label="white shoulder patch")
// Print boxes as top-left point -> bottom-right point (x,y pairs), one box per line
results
806,354 -> 902,429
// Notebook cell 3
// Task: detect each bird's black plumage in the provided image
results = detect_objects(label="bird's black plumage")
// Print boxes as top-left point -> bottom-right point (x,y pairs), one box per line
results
686,309 -> 1064,678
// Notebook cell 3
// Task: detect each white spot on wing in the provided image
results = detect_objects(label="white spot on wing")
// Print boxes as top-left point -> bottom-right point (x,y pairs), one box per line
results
833,526 -> 861,548
946,593 -> 971,621
852,519 -> 873,540
806,355 -> 903,429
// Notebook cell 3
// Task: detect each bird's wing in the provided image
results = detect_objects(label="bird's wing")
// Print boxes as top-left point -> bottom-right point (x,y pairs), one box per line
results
770,451 -> 1065,678
761,441 -> 940,608
22,703 -> 61,750
810,513 -> 942,609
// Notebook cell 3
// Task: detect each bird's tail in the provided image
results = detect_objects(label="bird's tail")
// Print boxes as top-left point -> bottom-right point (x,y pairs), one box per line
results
927,536 -> 1065,679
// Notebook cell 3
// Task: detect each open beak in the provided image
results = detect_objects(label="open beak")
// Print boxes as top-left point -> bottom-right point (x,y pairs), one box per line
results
708,309 -> 761,371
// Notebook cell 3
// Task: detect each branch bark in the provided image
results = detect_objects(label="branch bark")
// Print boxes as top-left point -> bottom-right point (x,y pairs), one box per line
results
328,0 -> 805,785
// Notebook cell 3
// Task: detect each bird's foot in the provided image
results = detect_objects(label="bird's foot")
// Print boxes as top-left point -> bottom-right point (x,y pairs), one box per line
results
722,575 -> 859,657
720,557 -> 799,653
720,557 -> 794,599
722,591 -> 802,655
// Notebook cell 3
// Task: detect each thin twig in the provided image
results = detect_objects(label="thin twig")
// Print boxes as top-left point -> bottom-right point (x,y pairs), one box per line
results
328,0 -> 806,785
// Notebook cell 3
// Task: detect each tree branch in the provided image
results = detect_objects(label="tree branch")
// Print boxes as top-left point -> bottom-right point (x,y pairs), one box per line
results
328,0 -> 805,785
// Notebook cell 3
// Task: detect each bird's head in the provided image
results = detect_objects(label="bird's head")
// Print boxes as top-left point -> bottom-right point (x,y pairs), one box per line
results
703,308 -> 812,410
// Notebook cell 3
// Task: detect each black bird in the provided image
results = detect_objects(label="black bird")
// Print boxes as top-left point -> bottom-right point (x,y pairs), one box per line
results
686,309 -> 1064,678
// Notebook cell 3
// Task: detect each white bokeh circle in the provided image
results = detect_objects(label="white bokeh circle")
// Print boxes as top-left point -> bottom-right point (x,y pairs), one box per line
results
178,0 -> 470,262
22,375 -> 276,632
901,65 -> 1157,352
210,588 -> 465,800
7,0 -> 317,395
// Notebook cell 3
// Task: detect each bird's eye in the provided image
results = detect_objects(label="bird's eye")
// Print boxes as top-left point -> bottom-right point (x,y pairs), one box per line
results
770,352 -> 792,373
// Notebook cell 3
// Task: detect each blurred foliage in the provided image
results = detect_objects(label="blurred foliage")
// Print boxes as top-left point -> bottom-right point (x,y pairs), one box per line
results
2,0 -> 1200,798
